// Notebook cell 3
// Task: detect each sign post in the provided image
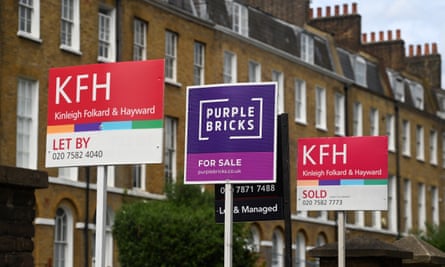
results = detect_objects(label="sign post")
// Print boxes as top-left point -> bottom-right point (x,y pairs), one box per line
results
224,182 -> 233,267
95,166 -> 107,267
46,60 -> 165,266
184,82 -> 277,266
296,136 -> 388,267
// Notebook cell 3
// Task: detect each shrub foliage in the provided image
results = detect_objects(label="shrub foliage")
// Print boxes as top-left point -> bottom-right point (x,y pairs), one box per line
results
113,183 -> 257,267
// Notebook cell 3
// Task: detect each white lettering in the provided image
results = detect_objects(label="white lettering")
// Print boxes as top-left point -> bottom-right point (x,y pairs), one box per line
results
93,72 -> 111,101
56,76 -> 72,104
303,145 -> 316,165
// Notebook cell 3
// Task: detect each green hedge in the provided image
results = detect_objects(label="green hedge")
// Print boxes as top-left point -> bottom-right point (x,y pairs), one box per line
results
113,184 -> 257,267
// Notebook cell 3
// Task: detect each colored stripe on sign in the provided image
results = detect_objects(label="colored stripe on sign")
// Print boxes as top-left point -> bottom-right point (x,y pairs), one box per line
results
47,120 -> 163,133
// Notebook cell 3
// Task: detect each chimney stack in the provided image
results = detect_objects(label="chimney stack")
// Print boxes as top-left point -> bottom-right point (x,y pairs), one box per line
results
343,4 -> 348,15
432,43 -> 438,54
362,33 -> 367,43
424,43 -> 430,55
352,2 -> 357,14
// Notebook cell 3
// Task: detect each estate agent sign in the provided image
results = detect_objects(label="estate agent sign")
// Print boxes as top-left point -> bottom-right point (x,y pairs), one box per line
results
46,60 -> 165,167
297,136 -> 388,211
184,82 -> 277,184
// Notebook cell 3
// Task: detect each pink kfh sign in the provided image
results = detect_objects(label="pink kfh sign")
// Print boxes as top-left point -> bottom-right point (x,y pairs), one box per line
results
297,136 -> 388,211
45,60 -> 165,167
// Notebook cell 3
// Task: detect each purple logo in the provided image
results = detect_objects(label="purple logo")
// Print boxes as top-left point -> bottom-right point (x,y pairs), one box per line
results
199,97 -> 263,140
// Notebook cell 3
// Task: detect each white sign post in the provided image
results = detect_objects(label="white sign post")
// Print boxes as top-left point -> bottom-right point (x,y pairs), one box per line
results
95,166 -> 107,267
224,182 -> 233,267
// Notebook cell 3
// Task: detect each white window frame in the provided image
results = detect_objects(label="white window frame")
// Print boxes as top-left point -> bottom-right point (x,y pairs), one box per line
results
402,120 -> 411,156
403,179 -> 412,233
165,31 -> 178,82
394,78 -> 405,102
272,70 -> 284,114
300,33 -> 314,64
193,41 -> 205,85
315,86 -> 327,130
295,232 -> 306,267
248,225 -> 261,253
369,108 -> 379,136
372,212 -> 382,229
223,51 -> 237,83
409,82 -> 424,110
430,129 -> 438,165
190,0 -> 208,19
431,186 -> 439,225
165,117 -> 177,184
418,183 -> 426,231
18,0 -> 41,41
248,60 -> 261,82
334,93 -> 345,136
353,56 -> 367,87
416,125 -> 425,161
352,102 -> 362,136
232,2 -> 248,36
16,78 -> 39,169
442,132 -> 445,168
271,229 -> 284,267
98,8 -> 116,62
388,176 -> 397,232
58,167 -> 79,181
132,164 -> 146,190
60,0 -> 80,52
355,211 -> 364,227
54,206 -> 74,267
106,166 -> 115,187
294,79 -> 306,124
387,70 -> 405,102
133,18 -> 147,60
386,114 -> 395,152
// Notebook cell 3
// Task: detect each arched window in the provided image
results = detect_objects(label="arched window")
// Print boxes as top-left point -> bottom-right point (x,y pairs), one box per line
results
295,231 -> 306,267
54,206 -> 73,267
248,225 -> 261,252
271,228 -> 284,267
315,233 -> 327,267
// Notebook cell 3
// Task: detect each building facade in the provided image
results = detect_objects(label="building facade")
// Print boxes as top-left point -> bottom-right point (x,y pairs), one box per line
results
0,0 -> 444,266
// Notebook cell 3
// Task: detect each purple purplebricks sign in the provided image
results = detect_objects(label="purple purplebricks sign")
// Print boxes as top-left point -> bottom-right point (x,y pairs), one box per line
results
184,83 -> 277,184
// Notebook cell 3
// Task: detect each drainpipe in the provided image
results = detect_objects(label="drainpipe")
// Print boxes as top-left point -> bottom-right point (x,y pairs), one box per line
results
344,84 -> 350,136
84,167 -> 90,267
394,102 -> 402,238
116,0 -> 122,61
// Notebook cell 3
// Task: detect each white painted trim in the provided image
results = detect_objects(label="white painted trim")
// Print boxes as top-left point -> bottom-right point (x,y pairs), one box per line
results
35,217 -> 55,226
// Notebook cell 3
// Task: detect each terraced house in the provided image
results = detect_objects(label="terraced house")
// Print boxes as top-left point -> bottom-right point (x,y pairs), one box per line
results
0,0 -> 444,266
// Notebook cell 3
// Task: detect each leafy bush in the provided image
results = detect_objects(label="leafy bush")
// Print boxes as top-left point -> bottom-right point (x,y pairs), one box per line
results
113,183 -> 257,267
420,223 -> 445,251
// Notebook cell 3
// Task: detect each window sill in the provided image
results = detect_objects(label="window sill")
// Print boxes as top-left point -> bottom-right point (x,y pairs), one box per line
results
97,56 -> 116,63
165,79 -> 182,88
17,31 -> 42,43
316,125 -> 327,132
295,119 -> 307,126
60,45 -> 82,56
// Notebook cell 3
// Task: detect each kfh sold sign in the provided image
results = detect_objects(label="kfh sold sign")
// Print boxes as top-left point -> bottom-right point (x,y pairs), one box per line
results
297,136 -> 388,211
46,60 -> 164,167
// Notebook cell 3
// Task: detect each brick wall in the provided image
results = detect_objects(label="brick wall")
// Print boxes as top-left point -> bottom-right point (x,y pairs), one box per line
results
0,166 -> 48,267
